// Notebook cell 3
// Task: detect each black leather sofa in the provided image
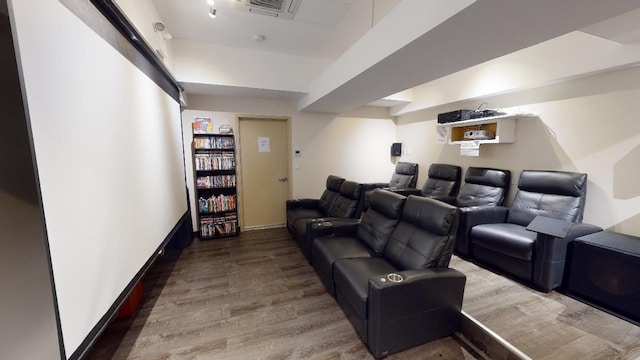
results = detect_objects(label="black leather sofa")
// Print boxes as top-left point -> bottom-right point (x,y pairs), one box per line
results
287,177 -> 365,262
286,175 -> 344,235
467,170 -> 602,291
309,190 -> 466,358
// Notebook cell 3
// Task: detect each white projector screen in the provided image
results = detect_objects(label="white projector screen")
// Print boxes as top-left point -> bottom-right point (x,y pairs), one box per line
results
11,0 -> 188,357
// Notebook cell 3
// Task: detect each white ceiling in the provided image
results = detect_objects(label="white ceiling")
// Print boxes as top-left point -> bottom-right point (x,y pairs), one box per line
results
152,0 -> 388,60
151,0 -> 640,113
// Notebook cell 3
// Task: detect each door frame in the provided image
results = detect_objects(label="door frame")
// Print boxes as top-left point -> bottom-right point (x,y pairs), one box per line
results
236,114 -> 292,231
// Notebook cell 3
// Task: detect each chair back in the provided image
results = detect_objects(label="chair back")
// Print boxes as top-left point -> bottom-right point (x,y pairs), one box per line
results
420,164 -> 462,197
356,190 -> 406,255
388,162 -> 419,189
507,170 -> 587,226
328,180 -> 365,219
319,175 -> 345,214
456,167 -> 511,208
384,196 -> 459,269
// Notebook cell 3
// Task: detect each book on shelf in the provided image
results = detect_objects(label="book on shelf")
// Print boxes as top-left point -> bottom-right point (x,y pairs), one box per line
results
193,136 -> 235,150
196,175 -> 236,189
194,152 -> 235,171
199,194 -> 237,213
200,213 -> 238,237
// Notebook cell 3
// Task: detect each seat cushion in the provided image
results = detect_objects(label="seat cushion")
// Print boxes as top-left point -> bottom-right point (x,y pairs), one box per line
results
329,181 -> 363,218
312,236 -> 375,296
334,257 -> 397,319
356,190 -> 406,255
384,196 -> 459,270
471,223 -> 537,261
420,164 -> 461,197
456,183 -> 505,208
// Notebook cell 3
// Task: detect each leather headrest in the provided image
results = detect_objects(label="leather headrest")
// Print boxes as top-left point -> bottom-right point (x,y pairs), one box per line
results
402,195 -> 458,235
326,175 -> 345,192
428,163 -> 461,181
465,167 -> 511,188
340,180 -> 363,200
369,189 -> 406,219
518,170 -> 587,197
395,162 -> 418,176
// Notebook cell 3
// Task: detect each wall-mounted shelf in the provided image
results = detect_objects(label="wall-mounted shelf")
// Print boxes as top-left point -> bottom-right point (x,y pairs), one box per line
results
436,113 -> 536,145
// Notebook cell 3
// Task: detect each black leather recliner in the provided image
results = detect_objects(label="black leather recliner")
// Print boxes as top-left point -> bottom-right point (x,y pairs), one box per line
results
449,167 -> 511,256
395,163 -> 461,200
312,189 -> 406,297
468,170 -> 602,291
363,162 -> 418,209
312,194 -> 466,358
286,175 -> 344,235
291,179 -> 365,262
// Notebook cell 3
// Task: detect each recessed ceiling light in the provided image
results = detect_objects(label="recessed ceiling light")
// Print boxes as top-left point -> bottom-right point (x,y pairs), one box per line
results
207,0 -> 214,5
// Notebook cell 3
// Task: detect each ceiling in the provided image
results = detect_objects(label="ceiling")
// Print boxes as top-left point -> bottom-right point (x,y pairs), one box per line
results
150,0 -> 640,113
152,0 -> 391,60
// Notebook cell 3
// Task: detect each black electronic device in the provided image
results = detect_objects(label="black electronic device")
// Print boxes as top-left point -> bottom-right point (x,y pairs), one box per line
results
437,110 -> 472,124
467,109 -> 506,119
390,143 -> 402,156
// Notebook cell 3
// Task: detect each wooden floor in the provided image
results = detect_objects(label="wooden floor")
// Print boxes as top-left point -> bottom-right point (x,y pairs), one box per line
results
86,228 -> 481,360
450,256 -> 640,359
86,227 -> 640,359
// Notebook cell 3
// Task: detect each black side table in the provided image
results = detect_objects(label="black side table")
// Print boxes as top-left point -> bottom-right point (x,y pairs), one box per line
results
567,231 -> 640,325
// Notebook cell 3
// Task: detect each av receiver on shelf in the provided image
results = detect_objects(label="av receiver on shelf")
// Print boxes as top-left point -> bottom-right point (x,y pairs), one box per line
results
437,110 -> 472,124
438,109 -> 507,124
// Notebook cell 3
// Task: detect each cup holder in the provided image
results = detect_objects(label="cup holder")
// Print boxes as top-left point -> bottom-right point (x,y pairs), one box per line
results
386,273 -> 404,283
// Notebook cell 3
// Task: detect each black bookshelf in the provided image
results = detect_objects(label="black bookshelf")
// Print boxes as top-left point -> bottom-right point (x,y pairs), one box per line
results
193,133 -> 239,239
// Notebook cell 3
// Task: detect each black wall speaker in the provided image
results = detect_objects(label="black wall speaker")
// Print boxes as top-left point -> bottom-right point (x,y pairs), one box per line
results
568,234 -> 640,324
391,143 -> 402,156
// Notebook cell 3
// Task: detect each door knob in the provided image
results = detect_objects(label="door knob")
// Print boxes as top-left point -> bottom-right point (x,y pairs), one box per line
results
278,176 -> 288,182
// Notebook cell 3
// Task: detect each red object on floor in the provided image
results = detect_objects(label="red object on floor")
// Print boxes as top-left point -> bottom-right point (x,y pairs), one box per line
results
117,281 -> 143,318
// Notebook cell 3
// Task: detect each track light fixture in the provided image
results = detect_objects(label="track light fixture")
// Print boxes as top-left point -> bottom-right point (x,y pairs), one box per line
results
209,6 -> 217,18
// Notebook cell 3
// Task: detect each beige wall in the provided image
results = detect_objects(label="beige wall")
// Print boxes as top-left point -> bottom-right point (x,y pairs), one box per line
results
185,95 -> 398,201
397,66 -> 640,237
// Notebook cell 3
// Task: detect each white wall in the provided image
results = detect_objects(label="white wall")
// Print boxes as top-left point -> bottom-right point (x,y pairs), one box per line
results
397,66 -> 640,237
114,0 -> 173,67
11,0 -> 188,356
185,95 -> 398,201
173,39 -> 330,93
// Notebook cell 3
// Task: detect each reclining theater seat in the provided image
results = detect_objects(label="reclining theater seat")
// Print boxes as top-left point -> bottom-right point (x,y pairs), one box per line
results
469,170 -> 602,292
286,175 -> 344,235
333,196 -> 466,358
363,162 -> 418,209
394,163 -> 461,201
311,189 -> 407,297
452,167 -> 511,256
292,180 -> 365,262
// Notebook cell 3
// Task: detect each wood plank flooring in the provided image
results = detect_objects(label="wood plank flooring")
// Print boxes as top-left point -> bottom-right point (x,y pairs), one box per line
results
87,227 -> 640,359
450,256 -> 640,359
86,228 -> 481,359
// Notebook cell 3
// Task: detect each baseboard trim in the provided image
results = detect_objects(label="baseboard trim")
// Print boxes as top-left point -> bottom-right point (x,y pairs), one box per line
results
244,223 -> 286,231
457,310 -> 532,360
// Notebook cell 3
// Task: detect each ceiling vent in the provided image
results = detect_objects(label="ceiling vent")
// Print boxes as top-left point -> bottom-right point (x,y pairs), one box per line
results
233,0 -> 302,20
